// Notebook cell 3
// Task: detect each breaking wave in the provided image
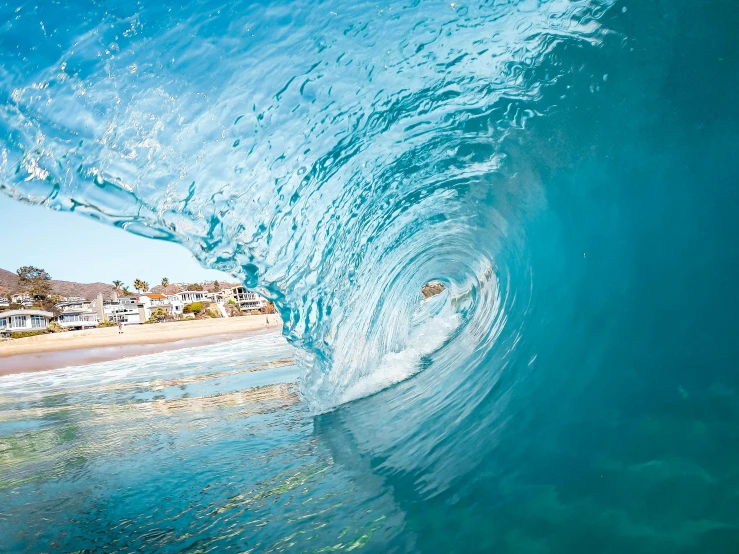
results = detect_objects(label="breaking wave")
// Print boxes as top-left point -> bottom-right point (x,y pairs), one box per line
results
0,0 -> 615,414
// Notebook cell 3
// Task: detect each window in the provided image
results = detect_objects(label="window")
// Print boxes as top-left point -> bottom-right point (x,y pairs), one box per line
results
0,318 -> 6,328
31,315 -> 47,328
11,315 -> 26,328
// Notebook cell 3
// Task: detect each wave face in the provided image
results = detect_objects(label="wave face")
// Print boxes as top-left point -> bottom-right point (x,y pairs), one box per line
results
3,0 -> 739,549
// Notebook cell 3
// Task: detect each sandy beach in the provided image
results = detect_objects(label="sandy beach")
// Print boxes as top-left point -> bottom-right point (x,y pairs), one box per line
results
0,315 -> 280,375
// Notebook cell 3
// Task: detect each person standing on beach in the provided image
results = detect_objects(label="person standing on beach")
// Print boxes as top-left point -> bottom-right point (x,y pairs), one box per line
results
118,321 -> 123,334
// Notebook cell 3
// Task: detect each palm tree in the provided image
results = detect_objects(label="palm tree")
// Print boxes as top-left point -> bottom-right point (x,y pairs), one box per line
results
142,281 -> 149,293
122,286 -> 132,296
112,280 -> 123,294
161,277 -> 169,288
133,279 -> 145,293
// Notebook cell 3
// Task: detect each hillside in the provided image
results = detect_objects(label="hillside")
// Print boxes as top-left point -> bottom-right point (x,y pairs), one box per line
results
1,268 -> 242,300
0,267 -> 113,300
47,280 -> 115,300
0,268 -> 17,294
150,281 -> 240,294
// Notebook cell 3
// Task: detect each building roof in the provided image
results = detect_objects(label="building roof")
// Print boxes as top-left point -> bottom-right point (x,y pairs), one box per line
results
144,293 -> 167,299
1,309 -> 53,318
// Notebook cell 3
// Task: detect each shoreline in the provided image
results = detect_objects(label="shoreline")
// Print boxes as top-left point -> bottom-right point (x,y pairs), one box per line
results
0,316 -> 280,376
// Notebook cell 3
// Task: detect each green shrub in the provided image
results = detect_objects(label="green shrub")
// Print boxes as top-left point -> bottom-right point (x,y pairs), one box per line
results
146,308 -> 168,323
47,321 -> 65,333
183,302 -> 203,314
9,330 -> 48,338
98,320 -> 117,327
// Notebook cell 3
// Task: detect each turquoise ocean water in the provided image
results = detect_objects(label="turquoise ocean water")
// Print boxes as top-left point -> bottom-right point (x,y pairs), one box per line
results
2,0 -> 739,551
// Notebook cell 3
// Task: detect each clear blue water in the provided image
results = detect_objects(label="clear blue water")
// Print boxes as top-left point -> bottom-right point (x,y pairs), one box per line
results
3,0 -> 739,551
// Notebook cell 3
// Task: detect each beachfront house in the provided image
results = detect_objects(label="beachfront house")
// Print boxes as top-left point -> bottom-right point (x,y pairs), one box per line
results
107,297 -> 142,324
0,297 -> 9,308
93,294 -> 143,324
0,309 -> 53,335
138,293 -> 183,321
91,293 -> 183,325
165,295 -> 185,316
173,290 -> 210,304
56,301 -> 99,330
57,311 -> 99,329
224,286 -> 267,311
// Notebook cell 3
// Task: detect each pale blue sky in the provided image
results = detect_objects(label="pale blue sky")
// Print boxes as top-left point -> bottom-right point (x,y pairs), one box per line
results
0,194 -> 234,287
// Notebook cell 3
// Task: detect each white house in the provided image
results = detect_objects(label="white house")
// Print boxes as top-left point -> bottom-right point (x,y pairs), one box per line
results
139,293 -> 169,307
56,308 -> 99,330
0,297 -> 9,308
93,294 -> 143,324
56,297 -> 99,329
165,295 -> 185,316
224,286 -> 267,311
106,299 -> 142,324
91,293 -> 183,325
174,290 -> 211,304
0,309 -> 54,334
11,294 -> 34,307
138,294 -> 183,321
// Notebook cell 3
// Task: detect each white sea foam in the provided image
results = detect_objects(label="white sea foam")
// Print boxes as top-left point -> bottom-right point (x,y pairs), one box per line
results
339,311 -> 461,405
0,331 -> 291,396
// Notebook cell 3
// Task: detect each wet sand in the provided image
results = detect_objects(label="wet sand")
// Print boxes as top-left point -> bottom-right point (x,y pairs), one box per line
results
0,316 -> 280,375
